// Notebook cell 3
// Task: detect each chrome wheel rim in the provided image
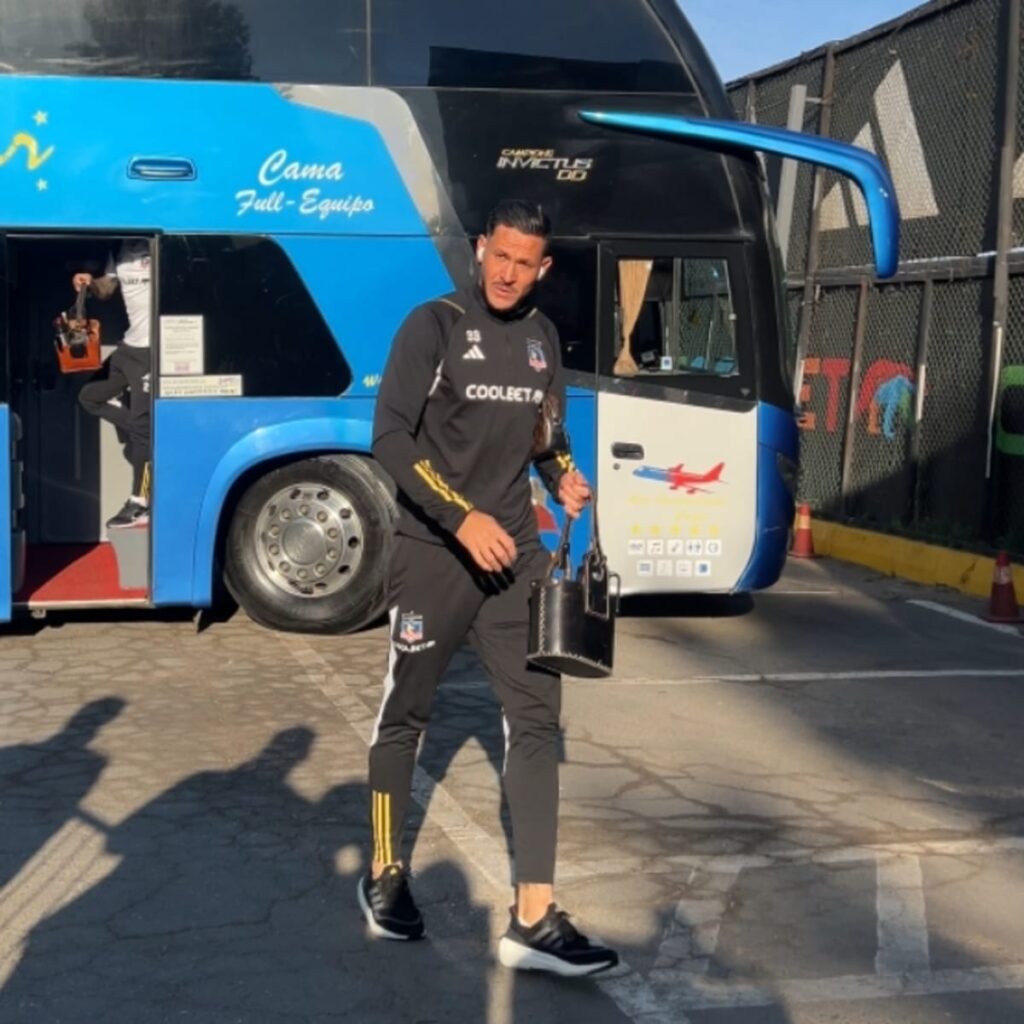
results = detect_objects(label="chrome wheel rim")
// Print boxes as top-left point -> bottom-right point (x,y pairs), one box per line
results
253,482 -> 365,599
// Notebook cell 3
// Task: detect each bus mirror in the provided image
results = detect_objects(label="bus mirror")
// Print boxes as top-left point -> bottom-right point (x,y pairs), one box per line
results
579,110 -> 900,280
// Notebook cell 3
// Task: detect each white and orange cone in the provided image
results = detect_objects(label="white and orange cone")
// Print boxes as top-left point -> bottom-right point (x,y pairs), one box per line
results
985,551 -> 1023,624
790,503 -> 817,559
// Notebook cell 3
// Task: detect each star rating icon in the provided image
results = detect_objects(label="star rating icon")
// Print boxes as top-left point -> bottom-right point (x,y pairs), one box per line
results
36,179 -> 48,192
33,110 -> 48,126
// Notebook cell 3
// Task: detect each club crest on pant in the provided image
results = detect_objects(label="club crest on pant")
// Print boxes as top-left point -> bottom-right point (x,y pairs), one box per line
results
399,611 -> 424,644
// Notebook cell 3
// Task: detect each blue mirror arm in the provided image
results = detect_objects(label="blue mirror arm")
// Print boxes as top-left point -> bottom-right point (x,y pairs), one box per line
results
579,111 -> 900,279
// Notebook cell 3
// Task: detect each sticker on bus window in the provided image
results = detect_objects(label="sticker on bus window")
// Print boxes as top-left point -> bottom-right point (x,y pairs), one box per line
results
676,560 -> 693,577
627,539 -> 646,556
706,539 -> 723,557
668,539 -> 684,555
637,560 -> 654,577
159,315 -> 205,375
696,561 -> 712,577
686,539 -> 704,557
647,539 -> 665,556
657,560 -> 673,577
160,375 -> 243,398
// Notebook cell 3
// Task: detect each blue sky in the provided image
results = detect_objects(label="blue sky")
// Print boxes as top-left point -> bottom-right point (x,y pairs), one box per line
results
681,0 -> 924,82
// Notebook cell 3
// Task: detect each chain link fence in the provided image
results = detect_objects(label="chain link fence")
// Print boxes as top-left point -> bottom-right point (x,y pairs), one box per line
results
730,0 -> 1023,557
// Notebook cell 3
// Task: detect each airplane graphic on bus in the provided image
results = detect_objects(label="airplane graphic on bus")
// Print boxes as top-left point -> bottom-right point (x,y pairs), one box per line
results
633,461 -> 726,494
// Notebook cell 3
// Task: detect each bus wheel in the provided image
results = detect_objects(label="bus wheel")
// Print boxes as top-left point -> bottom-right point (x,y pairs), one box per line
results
224,455 -> 396,634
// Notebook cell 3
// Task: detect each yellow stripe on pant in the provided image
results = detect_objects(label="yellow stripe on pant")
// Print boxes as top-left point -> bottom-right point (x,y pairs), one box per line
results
373,790 -> 394,865
372,791 -> 379,863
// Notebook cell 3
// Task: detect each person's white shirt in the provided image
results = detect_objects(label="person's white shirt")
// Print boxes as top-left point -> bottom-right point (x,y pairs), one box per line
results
104,239 -> 151,349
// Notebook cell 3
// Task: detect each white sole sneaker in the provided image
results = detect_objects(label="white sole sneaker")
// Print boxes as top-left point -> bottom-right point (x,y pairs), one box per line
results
356,878 -> 420,941
498,936 -> 617,977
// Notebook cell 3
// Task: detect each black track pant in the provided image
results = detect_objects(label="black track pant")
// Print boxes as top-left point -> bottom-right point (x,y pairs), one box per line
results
79,345 -> 151,496
368,535 -> 561,884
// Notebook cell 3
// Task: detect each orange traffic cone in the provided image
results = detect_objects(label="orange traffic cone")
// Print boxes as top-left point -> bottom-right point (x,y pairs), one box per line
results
985,551 -> 1023,623
790,503 -> 817,559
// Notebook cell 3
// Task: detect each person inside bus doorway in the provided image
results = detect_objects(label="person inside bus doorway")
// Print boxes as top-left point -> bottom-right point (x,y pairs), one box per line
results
72,238 -> 152,529
360,199 -> 619,977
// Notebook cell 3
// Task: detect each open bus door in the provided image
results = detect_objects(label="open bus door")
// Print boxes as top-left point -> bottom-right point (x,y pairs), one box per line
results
579,111 -> 901,595
593,239 -> 763,594
2,233 -> 152,614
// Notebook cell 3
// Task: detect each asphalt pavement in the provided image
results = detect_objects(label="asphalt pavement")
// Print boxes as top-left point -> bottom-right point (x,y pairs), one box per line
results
0,557 -> 1022,1022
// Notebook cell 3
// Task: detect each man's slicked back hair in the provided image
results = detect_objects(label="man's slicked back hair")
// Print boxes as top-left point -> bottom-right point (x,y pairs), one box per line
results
485,199 -> 551,241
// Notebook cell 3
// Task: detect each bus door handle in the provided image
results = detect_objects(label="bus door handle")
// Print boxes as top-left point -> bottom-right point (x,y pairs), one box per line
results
612,442 -> 645,460
128,157 -> 197,181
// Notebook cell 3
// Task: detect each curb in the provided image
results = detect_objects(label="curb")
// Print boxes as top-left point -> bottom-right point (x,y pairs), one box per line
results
808,520 -> 1024,600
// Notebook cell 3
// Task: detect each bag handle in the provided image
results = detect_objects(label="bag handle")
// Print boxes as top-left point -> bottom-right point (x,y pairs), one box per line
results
544,487 -> 602,583
72,285 -> 87,321
544,513 -> 574,581
588,490 -> 605,561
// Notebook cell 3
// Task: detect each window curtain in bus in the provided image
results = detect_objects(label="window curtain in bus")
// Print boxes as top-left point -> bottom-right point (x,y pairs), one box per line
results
614,259 -> 653,377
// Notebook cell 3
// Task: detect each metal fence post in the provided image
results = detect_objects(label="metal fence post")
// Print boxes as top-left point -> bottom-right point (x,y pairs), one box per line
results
986,0 -> 1021,484
776,84 -> 809,269
793,46 -> 836,404
910,278 -> 935,525
744,79 -> 758,123
840,278 -> 870,513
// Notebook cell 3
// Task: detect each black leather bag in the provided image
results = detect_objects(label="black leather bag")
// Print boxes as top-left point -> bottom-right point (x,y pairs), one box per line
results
527,502 -> 620,678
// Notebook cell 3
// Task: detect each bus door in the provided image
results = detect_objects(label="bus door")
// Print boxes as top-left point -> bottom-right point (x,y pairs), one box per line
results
595,241 -> 758,595
5,233 -> 152,613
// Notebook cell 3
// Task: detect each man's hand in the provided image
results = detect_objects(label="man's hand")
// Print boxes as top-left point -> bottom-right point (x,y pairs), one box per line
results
558,470 -> 591,519
72,273 -> 93,293
455,511 -> 517,573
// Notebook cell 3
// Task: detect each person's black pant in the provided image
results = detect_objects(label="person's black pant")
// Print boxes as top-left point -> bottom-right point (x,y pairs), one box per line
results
368,535 -> 561,884
78,346 -> 151,496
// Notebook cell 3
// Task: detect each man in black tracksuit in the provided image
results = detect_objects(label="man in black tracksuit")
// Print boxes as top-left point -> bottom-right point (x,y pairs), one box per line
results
359,200 -> 619,977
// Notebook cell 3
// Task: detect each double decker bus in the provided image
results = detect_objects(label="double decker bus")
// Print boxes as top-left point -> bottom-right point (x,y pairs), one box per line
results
0,1 -> 898,631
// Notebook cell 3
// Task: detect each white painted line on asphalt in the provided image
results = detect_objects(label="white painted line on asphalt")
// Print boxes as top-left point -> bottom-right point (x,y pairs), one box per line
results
558,668 -> 1024,686
875,854 -> 930,976
0,817 -> 118,986
909,599 -> 1023,637
765,589 -> 841,596
570,836 -> 1024,878
659,964 -> 1024,1011
282,634 -> 686,1024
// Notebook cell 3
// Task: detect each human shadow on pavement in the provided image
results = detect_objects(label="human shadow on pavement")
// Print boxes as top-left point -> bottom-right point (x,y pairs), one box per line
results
0,696 -> 125,894
0,726 -> 490,1024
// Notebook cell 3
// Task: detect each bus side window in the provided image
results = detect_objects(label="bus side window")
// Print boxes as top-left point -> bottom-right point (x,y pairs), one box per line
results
609,256 -> 739,380
535,242 -> 598,375
369,0 -> 693,93
0,0 -> 367,84
159,235 -> 353,398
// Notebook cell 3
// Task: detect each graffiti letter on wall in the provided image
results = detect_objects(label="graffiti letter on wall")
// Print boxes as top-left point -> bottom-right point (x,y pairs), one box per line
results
856,360 -> 914,440
822,358 -> 851,434
800,356 -> 914,441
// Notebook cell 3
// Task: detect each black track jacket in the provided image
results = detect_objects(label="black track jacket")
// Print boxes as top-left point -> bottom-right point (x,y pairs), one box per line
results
372,286 -> 574,546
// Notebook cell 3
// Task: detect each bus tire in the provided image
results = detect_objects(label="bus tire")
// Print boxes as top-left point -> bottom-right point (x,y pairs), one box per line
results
224,454 -> 396,634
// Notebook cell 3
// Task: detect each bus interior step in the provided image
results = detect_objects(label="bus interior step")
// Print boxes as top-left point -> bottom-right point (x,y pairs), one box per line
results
15,544 -> 149,608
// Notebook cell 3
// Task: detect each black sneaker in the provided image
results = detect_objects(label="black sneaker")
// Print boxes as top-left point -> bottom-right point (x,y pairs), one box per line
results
357,866 -> 425,941
106,499 -> 149,529
498,904 -> 619,977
